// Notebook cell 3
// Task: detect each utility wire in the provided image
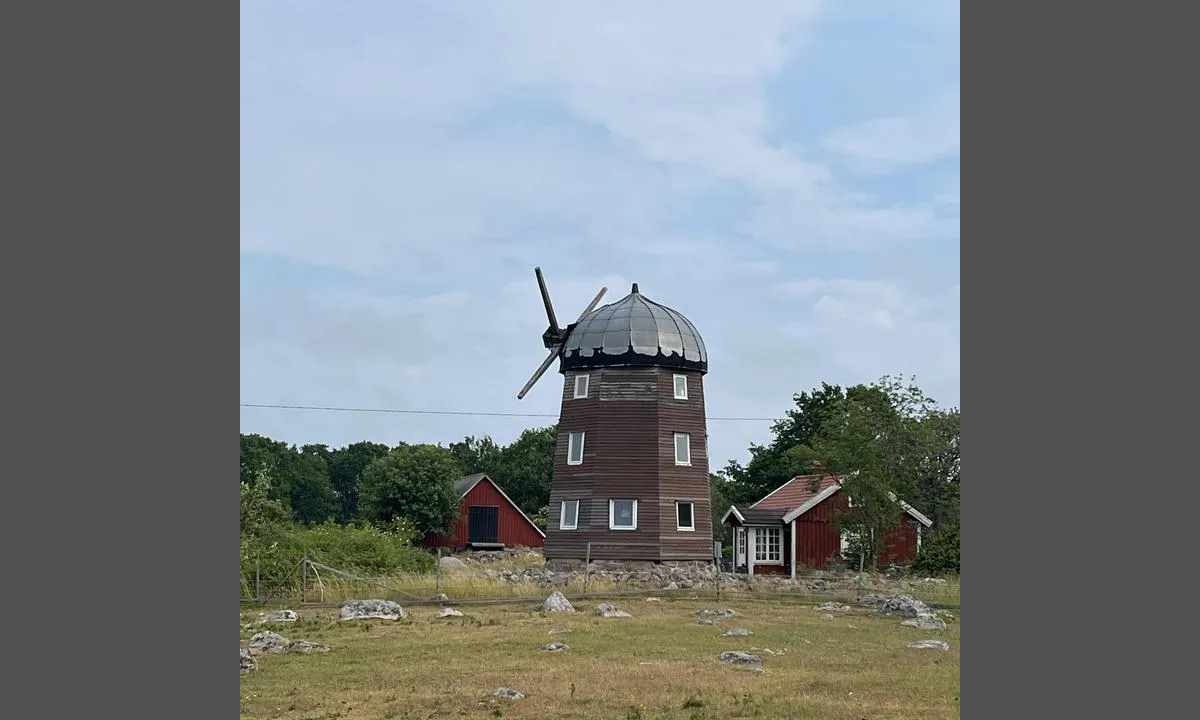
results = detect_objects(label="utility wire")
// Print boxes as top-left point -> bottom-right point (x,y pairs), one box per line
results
240,402 -> 781,422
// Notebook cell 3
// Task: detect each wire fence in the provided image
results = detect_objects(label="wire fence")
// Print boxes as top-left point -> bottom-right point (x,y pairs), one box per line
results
240,550 -> 960,611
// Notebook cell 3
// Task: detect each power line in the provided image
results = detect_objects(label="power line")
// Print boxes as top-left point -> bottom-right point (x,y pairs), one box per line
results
240,402 -> 781,422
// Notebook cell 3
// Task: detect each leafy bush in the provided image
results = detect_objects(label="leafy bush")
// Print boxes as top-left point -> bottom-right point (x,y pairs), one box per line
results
289,520 -> 434,575
912,523 -> 959,575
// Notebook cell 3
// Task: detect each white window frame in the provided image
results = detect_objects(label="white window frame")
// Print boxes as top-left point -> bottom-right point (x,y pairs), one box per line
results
609,499 -> 638,530
673,374 -> 688,400
754,527 -> 783,564
559,500 -> 579,530
675,500 -> 695,531
567,431 -> 585,465
673,432 -> 691,466
573,374 -> 589,399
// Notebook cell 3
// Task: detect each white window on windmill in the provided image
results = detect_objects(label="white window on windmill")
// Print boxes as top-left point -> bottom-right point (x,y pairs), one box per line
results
567,431 -> 585,465
610,499 -> 637,530
674,432 -> 691,466
673,374 -> 688,400
573,374 -> 589,399
676,500 -> 695,531
755,527 -> 782,563
559,499 -> 579,530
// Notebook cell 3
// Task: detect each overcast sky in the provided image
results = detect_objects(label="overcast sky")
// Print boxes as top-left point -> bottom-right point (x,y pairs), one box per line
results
239,0 -> 960,472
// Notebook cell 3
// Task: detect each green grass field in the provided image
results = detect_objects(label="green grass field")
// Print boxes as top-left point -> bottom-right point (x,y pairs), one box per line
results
239,594 -> 959,719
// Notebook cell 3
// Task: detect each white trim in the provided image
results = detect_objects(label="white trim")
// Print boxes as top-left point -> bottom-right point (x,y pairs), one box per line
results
460,475 -> 547,539
673,432 -> 691,466
789,519 -> 797,580
753,526 -> 783,565
559,499 -> 579,531
609,498 -> 638,530
890,492 -> 934,527
567,431 -> 585,465
673,374 -> 688,400
675,500 -> 696,531
572,374 -> 590,399
720,505 -> 745,524
781,483 -> 842,524
916,524 -> 923,552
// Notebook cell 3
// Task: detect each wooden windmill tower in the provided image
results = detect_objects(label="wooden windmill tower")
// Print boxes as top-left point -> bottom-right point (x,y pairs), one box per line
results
517,268 -> 712,567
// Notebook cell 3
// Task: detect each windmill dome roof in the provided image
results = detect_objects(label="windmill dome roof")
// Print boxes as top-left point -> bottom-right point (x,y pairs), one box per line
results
561,283 -> 707,373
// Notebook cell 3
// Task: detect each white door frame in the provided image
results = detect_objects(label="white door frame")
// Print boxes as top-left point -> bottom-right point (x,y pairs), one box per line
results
735,526 -> 747,568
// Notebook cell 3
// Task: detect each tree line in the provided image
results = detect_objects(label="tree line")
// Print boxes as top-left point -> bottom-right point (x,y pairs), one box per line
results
241,374 -> 960,574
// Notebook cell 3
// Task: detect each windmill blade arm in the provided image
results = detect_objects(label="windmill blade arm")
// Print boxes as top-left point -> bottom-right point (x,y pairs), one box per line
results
576,286 -> 608,322
517,346 -> 562,400
535,267 -> 561,332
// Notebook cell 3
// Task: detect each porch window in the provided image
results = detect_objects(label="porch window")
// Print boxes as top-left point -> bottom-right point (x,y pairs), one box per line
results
754,527 -> 782,563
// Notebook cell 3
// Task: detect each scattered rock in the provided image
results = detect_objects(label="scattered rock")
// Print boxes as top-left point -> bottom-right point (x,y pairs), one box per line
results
822,613 -> 835,620
257,609 -> 298,624
596,602 -> 632,618
439,556 -> 467,569
718,651 -> 762,665
645,597 -> 661,602
920,577 -> 948,585
285,639 -> 330,654
549,628 -> 573,635
814,602 -> 851,613
247,631 -> 290,654
437,607 -> 464,618
542,591 -> 576,614
696,618 -> 715,625
858,593 -> 931,618
240,648 -> 258,673
907,639 -> 950,651
938,610 -> 956,621
490,687 -> 525,700
340,599 -> 407,621
722,628 -> 753,637
695,608 -> 742,619
663,581 -> 679,591
432,593 -> 449,602
539,642 -> 569,652
900,613 -> 948,631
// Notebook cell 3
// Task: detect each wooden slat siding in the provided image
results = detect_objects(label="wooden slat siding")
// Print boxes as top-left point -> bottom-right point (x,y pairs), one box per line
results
877,519 -> 921,567
424,477 -> 544,549
544,366 -> 712,562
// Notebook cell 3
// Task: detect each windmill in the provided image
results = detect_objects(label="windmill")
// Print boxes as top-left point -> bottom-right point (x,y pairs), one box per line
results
515,267 -> 713,568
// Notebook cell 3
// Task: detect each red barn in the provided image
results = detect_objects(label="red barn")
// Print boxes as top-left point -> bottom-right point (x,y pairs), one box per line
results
720,474 -> 933,577
424,473 -> 546,551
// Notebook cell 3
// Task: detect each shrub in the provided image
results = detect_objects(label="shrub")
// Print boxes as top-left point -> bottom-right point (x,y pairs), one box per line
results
912,523 -> 959,575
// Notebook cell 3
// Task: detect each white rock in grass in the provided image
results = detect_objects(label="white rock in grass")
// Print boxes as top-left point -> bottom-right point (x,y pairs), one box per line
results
490,687 -> 525,700
339,599 -> 407,621
247,631 -> 290,654
257,610 -> 298,624
437,607 -> 464,618
542,591 -> 576,613
907,639 -> 950,651
900,613 -> 947,631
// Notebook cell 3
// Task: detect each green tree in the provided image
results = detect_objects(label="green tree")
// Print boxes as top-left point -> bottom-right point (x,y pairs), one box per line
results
448,435 -> 505,476
240,433 -> 290,486
718,383 -> 849,504
810,375 -> 949,569
328,441 -> 391,523
492,425 -> 557,514
709,473 -> 733,544
357,444 -> 463,535
277,446 -> 337,525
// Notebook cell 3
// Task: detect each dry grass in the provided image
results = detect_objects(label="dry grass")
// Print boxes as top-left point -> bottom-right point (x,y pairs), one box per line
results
239,595 -> 959,719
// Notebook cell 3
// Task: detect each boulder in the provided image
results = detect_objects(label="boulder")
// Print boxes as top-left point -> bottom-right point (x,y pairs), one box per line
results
542,591 -> 576,613
596,602 -> 632,618
539,642 -> 570,652
437,607 -> 464,618
257,609 -> 298,624
907,639 -> 950,651
247,631 -> 290,654
490,687 -> 525,700
240,648 -> 258,673
900,613 -> 947,631
718,651 -> 762,665
339,599 -> 407,621
722,628 -> 753,637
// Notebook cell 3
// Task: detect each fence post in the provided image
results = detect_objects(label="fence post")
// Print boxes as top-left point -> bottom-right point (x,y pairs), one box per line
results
435,547 -> 443,597
583,543 -> 591,596
301,553 -> 308,604
255,554 -> 261,601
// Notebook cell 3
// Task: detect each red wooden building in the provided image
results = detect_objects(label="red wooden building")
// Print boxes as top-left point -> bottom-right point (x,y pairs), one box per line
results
424,473 -> 546,551
720,474 -> 932,576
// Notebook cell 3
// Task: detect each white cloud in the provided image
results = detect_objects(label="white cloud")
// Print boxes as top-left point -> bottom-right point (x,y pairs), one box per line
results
820,90 -> 960,169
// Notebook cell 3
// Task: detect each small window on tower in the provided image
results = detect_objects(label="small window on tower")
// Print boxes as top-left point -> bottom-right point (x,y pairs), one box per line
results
573,374 -> 589,399
567,432 -> 585,465
560,500 -> 579,530
673,374 -> 688,400
676,501 -> 695,531
674,432 -> 691,466
610,499 -> 637,530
